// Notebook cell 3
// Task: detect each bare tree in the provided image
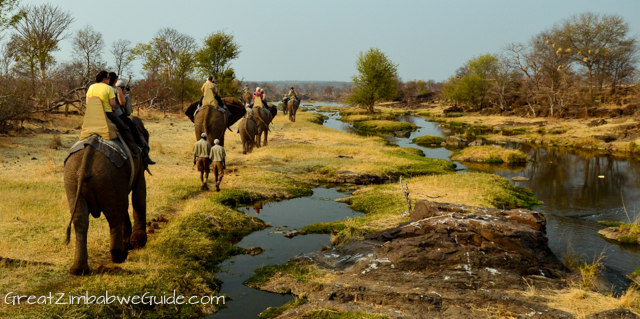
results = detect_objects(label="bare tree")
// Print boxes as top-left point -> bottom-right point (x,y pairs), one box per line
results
152,27 -> 195,80
111,39 -> 133,77
10,3 -> 74,80
72,25 -> 104,83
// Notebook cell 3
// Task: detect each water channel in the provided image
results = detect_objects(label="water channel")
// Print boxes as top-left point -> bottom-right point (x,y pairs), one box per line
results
308,102 -> 640,290
208,187 -> 363,318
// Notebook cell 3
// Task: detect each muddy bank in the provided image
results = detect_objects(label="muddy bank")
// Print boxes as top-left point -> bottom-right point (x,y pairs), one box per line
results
252,201 -> 588,318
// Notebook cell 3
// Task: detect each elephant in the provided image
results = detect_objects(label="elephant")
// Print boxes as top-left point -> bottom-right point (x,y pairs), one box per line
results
185,97 -> 246,146
253,105 -> 278,147
238,117 -> 258,154
281,97 -> 289,115
287,98 -> 300,122
63,116 -> 149,275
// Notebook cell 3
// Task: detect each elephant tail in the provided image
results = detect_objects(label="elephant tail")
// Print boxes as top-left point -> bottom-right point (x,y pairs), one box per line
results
65,149 -> 91,245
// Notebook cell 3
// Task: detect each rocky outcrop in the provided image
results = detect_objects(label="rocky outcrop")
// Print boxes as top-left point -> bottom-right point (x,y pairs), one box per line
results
259,201 -> 573,318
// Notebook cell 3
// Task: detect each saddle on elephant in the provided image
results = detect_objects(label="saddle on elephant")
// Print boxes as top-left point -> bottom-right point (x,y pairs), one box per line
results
79,96 -> 119,141
253,94 -> 265,108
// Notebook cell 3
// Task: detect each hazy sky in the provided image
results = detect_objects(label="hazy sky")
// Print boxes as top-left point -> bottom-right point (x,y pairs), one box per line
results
16,0 -> 640,82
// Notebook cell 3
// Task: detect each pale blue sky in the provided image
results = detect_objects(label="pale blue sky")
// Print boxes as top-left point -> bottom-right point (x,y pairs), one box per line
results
17,0 -> 640,82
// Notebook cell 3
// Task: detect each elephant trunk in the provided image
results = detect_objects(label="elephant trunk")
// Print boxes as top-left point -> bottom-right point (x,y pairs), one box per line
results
65,149 -> 91,245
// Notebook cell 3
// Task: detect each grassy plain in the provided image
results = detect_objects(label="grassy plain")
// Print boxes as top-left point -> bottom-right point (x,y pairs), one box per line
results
0,108 -> 451,318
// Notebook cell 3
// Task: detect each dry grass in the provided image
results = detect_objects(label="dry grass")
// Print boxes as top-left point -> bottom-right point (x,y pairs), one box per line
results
420,103 -> 640,155
0,108 -> 452,318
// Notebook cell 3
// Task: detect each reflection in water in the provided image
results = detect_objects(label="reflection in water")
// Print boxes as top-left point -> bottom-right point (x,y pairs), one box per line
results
311,104 -> 640,283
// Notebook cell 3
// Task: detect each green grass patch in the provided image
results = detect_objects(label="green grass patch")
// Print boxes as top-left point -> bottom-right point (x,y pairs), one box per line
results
412,135 -> 445,147
598,221 -> 625,227
246,261 -> 323,288
259,298 -> 309,319
352,120 -> 417,133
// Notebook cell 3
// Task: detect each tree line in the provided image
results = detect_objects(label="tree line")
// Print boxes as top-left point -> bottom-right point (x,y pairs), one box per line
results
441,12 -> 639,117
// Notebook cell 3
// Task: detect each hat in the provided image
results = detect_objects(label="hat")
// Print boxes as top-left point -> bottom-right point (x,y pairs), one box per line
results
115,80 -> 125,87
214,139 -> 220,144
256,87 -> 261,91
201,133 -> 207,138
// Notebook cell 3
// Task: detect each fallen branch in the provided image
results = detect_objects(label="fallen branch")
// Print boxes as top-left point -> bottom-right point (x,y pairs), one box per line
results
400,176 -> 411,212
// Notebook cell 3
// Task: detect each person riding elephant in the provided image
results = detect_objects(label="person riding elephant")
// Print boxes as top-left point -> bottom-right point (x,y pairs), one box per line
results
184,97 -> 246,147
252,104 -> 277,147
288,86 -> 299,101
253,87 -> 265,108
238,117 -> 258,154
64,115 -> 150,275
287,97 -> 300,122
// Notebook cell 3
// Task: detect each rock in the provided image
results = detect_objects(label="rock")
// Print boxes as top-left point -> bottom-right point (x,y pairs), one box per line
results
284,230 -> 300,238
334,197 -> 352,203
445,136 -> 468,147
594,135 -> 617,143
280,201 -> 568,318
440,142 -> 447,147
468,138 -> 487,146
443,105 -> 463,113
586,308 -> 639,319
246,247 -> 264,256
588,119 -> 607,127
410,200 -> 441,221
394,131 -> 411,138
512,176 -> 530,181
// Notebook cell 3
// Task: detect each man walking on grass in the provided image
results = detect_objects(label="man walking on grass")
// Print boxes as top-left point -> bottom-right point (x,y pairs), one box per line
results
209,139 -> 226,192
193,133 -> 211,190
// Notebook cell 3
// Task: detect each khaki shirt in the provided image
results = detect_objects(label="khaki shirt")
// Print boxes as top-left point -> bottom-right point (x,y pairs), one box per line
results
201,81 -> 218,95
210,145 -> 226,162
192,139 -> 211,158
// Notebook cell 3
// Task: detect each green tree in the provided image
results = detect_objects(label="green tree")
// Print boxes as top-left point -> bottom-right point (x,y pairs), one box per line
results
443,53 -> 499,109
131,28 -> 195,80
347,48 -> 398,113
194,31 -> 241,97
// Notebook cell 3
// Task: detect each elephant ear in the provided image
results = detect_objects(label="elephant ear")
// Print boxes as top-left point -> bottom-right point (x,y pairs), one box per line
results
269,105 -> 277,118
185,101 -> 199,123
222,97 -> 247,127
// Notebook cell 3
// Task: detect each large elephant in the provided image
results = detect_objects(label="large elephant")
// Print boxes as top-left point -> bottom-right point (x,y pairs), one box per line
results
185,97 -> 246,146
238,117 -> 258,154
253,105 -> 277,147
63,117 -> 149,275
287,99 -> 300,122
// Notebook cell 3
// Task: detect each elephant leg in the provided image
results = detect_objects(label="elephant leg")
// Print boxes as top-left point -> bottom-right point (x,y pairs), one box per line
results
109,223 -> 128,263
130,170 -> 147,249
123,211 -> 133,251
70,197 -> 90,275
263,129 -> 268,146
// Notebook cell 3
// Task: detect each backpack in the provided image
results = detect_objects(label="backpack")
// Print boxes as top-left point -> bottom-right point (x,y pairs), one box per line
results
124,95 -> 133,115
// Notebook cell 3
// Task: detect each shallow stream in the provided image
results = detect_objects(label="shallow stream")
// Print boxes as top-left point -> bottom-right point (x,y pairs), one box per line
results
208,187 -> 363,318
